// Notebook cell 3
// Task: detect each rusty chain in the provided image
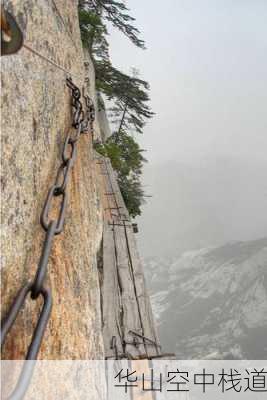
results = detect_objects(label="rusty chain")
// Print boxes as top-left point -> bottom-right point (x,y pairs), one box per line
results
1,78 -> 95,399
82,87 -> 96,136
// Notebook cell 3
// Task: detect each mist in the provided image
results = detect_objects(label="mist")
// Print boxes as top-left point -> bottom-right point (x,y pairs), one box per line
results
137,156 -> 267,257
108,0 -> 267,257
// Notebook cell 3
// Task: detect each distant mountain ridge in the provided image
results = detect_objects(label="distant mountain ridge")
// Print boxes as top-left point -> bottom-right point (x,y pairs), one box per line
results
144,237 -> 267,359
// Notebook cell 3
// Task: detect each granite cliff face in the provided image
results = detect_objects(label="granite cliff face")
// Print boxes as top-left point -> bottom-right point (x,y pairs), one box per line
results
144,238 -> 267,359
1,0 -> 104,359
1,1 -> 159,364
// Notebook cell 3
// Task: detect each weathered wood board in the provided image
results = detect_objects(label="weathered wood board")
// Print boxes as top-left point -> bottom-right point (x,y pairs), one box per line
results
100,154 -> 161,360
105,158 -> 130,221
113,224 -> 145,357
102,222 -> 123,358
125,225 -> 161,357
132,360 -> 155,400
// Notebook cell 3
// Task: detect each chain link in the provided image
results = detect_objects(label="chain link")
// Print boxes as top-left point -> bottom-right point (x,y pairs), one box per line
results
82,87 -> 96,135
1,78 -> 95,399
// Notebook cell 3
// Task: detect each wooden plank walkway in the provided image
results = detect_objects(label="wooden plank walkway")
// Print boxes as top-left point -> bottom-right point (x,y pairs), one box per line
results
95,154 -> 161,360
102,222 -> 123,358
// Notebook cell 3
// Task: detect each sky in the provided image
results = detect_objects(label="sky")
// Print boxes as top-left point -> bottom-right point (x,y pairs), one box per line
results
108,0 -> 267,257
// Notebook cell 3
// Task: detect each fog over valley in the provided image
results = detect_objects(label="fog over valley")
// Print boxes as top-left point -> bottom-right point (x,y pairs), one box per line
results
137,156 -> 267,258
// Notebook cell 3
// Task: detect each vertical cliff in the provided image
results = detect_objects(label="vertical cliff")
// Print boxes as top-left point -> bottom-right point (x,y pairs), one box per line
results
1,0 -> 160,361
1,0 -> 104,359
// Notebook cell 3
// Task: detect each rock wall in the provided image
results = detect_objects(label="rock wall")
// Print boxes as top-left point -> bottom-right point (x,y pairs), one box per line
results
1,0 -> 160,364
1,0 -> 104,359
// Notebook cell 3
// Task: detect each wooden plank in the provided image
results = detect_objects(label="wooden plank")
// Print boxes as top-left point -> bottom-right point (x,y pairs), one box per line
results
100,155 -> 161,360
125,225 -> 160,357
94,155 -> 113,222
131,360 -> 154,400
113,225 -> 146,357
102,159 -> 122,222
105,159 -> 130,221
103,164 -> 114,195
102,222 -> 124,358
97,157 -> 120,222
97,156 -> 127,221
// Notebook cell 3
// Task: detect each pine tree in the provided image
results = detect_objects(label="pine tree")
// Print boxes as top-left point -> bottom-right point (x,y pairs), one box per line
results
95,130 -> 147,217
78,1 -> 153,217
78,7 -> 109,61
80,0 -> 145,49
96,62 -> 154,133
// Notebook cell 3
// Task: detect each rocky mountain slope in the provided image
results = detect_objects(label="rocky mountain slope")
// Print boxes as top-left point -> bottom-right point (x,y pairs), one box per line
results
144,237 -> 267,359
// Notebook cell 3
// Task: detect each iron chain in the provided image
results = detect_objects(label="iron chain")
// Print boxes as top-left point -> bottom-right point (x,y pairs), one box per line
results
1,78 -> 95,399
82,88 -> 95,134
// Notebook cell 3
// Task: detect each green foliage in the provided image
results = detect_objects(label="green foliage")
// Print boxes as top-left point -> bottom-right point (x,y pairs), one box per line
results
96,61 -> 154,133
95,131 -> 147,218
79,0 -> 145,49
95,140 -> 122,170
79,1 -> 153,217
78,8 -> 109,60
119,175 -> 145,218
78,1 -> 153,134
